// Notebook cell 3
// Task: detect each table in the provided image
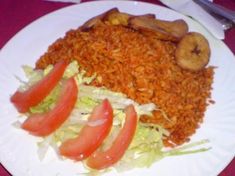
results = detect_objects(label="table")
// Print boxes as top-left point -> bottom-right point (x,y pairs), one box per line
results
0,0 -> 235,175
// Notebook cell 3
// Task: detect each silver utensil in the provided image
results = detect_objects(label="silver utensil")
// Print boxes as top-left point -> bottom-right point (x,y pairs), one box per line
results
193,0 -> 235,30
193,0 -> 235,23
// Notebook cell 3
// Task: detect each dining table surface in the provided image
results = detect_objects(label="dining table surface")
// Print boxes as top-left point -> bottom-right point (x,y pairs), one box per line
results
0,0 -> 235,176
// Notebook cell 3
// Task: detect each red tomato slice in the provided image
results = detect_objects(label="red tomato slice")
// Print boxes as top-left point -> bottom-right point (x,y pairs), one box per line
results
21,77 -> 78,136
86,105 -> 137,170
59,99 -> 113,161
11,60 -> 67,113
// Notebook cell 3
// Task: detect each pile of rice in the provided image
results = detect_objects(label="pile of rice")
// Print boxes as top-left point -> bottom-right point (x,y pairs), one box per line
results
36,23 -> 214,146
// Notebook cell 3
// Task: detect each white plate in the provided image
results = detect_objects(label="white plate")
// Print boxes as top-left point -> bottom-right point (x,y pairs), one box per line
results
0,1 -> 235,176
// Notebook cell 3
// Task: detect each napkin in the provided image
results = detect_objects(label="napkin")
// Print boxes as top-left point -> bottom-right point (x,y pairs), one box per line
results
159,0 -> 225,39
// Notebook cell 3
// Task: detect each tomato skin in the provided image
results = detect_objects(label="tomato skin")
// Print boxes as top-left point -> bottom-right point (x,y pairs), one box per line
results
59,99 -> 113,161
86,105 -> 137,170
11,60 -> 67,113
21,77 -> 78,136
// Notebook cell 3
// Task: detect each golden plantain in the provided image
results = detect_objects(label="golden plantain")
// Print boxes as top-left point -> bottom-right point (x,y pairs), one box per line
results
104,12 -> 155,26
79,8 -> 119,31
175,32 -> 210,71
128,16 -> 188,42
80,8 -> 156,30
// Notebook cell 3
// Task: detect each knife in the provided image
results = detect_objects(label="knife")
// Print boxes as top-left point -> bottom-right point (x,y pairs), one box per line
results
159,0 -> 225,39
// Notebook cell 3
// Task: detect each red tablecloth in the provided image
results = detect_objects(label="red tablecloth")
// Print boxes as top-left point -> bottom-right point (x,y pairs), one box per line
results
0,0 -> 235,175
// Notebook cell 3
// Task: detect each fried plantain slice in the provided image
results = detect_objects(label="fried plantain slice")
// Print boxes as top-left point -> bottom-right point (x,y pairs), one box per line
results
128,16 -> 188,42
79,8 -> 119,31
104,11 -> 155,26
175,32 -> 211,71
104,11 -> 131,26
80,8 -> 155,31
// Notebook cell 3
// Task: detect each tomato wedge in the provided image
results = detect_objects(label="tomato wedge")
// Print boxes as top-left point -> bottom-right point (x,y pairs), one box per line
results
21,77 -> 78,136
86,105 -> 137,170
59,99 -> 113,161
11,60 -> 67,113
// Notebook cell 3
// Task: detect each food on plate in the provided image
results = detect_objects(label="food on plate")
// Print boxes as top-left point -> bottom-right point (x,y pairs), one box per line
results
36,8 -> 214,146
80,7 -> 187,42
10,60 -> 67,113
59,99 -> 113,161
103,9 -> 155,26
86,104 -> 137,170
79,8 -> 118,31
80,8 -> 156,30
175,32 -> 211,71
22,76 -> 78,136
129,16 -> 188,42
10,7 -> 214,174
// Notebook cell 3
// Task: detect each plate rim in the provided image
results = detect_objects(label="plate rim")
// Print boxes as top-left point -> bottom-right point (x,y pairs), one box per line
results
0,1 -> 235,176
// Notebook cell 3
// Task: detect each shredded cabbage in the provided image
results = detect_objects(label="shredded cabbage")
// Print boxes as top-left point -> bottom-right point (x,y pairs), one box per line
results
112,123 -> 167,171
14,60 -> 210,173
29,85 -> 61,114
78,85 -> 157,116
